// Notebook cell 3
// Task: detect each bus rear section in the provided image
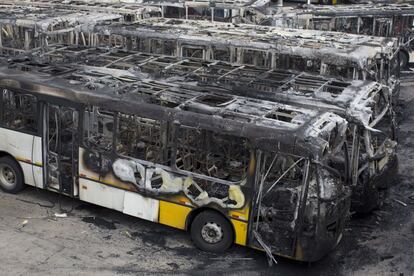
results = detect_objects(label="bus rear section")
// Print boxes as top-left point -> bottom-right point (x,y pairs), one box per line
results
0,63 -> 350,262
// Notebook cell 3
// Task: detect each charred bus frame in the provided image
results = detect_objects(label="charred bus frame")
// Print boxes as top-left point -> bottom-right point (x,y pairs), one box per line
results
71,18 -> 400,99
142,0 -> 270,23
30,45 -> 398,212
262,3 -> 414,67
0,4 -> 124,55
0,0 -> 161,23
0,58 -> 350,262
0,6 -> 400,97
4,0 -> 265,24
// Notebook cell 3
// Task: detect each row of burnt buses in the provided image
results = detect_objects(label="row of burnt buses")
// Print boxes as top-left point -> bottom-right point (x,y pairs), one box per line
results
0,0 -> 403,263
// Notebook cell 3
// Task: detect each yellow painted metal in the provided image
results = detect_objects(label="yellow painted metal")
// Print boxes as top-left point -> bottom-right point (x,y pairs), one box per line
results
294,241 -> 304,261
228,204 -> 250,221
159,200 -> 192,230
231,219 -> 248,246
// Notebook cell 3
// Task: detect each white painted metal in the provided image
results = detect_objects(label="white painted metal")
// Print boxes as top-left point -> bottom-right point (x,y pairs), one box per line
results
79,178 -> 125,212
0,128 -> 42,187
123,191 -> 159,222
33,166 -> 44,189
0,128 -> 34,161
18,162 -> 35,187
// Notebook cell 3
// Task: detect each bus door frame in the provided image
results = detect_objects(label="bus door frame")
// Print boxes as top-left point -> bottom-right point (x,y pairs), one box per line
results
41,98 -> 81,197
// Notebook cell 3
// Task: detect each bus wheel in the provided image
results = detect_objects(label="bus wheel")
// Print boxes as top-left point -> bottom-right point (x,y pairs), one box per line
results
0,156 -> 24,194
190,210 -> 234,253
399,51 -> 409,69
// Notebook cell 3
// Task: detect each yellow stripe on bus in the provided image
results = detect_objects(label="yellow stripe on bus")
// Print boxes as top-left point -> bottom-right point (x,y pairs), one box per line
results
159,200 -> 192,230
15,157 -> 43,167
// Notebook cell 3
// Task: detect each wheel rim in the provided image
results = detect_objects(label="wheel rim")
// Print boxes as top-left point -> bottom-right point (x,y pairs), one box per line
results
0,164 -> 16,188
201,222 -> 223,244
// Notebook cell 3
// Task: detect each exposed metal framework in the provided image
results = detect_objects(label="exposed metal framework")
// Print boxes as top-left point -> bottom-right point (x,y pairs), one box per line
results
0,1 -> 161,22
261,3 -> 414,56
73,18 -> 399,92
0,55 -> 352,261
0,4 -> 124,53
0,4 -> 400,96
0,0 -> 402,263
141,0 -> 270,23
3,0 -> 266,23
31,45 -> 388,128
0,53 -> 343,155
25,44 -> 397,212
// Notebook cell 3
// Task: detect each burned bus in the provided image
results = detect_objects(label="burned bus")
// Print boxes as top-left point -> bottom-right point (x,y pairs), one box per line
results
0,4 -> 123,55
261,3 -> 414,68
0,59 -> 350,262
139,0 -> 269,23
28,45 -> 398,213
4,0 -> 263,24
69,17 -> 400,99
0,4 -> 400,97
0,0 -> 160,23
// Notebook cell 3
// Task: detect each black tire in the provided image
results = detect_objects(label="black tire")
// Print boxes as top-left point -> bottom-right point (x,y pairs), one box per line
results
0,156 -> 24,194
190,210 -> 234,253
399,50 -> 409,70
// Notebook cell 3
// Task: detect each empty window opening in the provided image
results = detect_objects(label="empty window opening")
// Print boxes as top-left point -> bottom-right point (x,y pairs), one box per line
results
2,89 -> 38,133
195,94 -> 234,107
265,108 -> 298,123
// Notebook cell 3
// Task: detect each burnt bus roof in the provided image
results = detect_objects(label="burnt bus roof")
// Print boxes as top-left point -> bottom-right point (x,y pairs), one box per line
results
83,17 -> 398,68
141,0 -> 270,9
271,3 -> 414,17
2,0 -> 266,12
0,1 -> 160,20
0,61 -> 346,159
31,45 -> 388,129
0,5 -> 122,33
